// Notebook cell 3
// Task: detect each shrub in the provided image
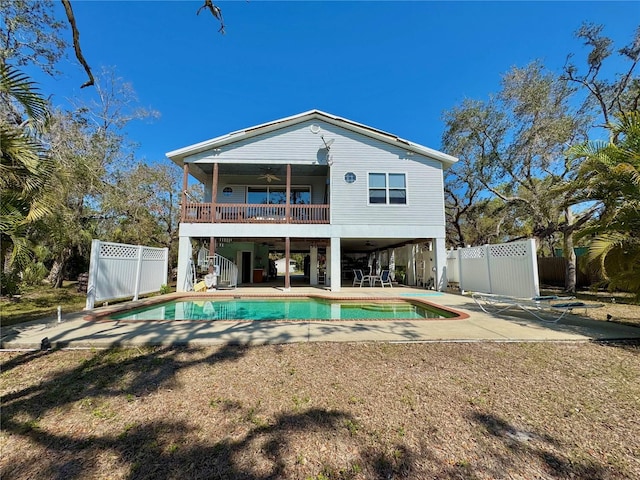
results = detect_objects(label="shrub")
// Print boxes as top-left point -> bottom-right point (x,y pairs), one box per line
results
0,270 -> 21,297
21,262 -> 49,286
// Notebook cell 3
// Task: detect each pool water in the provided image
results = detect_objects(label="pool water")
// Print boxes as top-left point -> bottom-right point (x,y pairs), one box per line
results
109,298 -> 457,321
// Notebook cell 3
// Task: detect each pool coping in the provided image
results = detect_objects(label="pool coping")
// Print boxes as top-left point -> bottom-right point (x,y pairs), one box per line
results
3,289 -> 637,350
83,292 -> 470,323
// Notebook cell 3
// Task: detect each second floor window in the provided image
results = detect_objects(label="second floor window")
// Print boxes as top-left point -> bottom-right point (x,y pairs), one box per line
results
368,173 -> 407,204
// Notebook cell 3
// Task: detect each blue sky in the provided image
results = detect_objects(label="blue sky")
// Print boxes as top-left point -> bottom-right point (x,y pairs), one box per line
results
29,1 -> 638,165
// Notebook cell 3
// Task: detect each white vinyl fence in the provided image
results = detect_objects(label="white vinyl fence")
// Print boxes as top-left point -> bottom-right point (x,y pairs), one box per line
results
86,240 -> 169,310
451,239 -> 539,298
446,249 -> 459,283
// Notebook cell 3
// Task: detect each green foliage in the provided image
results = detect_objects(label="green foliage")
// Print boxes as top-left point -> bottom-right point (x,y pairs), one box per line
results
159,284 -> 171,295
36,71 -> 169,288
0,281 -> 86,326
0,64 -> 49,125
444,23 -> 638,293
0,269 -> 21,296
443,62 -> 587,249
21,261 -> 48,286
1,64 -> 54,270
100,160 -> 180,249
0,0 -> 68,75
572,112 -> 640,297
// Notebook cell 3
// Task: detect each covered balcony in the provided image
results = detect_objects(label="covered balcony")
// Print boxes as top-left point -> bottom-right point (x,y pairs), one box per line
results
180,162 -> 331,225
182,203 -> 329,224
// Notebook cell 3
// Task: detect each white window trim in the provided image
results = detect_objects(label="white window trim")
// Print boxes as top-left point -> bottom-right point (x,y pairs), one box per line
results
366,172 -> 408,206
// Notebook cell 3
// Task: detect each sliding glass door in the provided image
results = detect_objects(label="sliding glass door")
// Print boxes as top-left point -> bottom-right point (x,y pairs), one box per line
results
247,187 -> 310,204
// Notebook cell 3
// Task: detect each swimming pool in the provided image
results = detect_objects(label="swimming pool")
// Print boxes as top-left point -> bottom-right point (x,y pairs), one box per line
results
107,297 -> 460,322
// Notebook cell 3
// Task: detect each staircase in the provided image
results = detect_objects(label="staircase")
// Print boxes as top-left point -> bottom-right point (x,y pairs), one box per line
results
208,254 -> 238,289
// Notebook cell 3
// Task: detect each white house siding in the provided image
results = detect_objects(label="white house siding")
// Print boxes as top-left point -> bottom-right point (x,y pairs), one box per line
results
187,120 -> 445,228
187,119 -> 337,164
328,135 -> 444,227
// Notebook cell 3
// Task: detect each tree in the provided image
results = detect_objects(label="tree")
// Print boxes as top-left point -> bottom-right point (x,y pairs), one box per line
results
0,64 -> 53,272
443,62 -> 598,292
100,161 -> 181,250
570,112 -> 640,297
443,24 -> 639,292
1,0 -> 225,289
564,23 -> 640,134
42,71 -> 158,287
2,0 -> 226,88
0,0 -> 67,75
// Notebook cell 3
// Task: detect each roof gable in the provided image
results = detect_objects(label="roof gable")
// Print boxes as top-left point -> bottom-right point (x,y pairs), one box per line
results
166,110 -> 458,167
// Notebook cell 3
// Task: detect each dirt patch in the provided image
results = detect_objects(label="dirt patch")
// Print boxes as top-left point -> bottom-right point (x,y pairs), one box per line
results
2,342 -> 639,479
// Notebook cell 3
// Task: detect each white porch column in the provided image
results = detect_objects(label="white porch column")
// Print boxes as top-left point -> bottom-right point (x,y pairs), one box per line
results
177,236 -> 193,292
433,237 -> 448,292
329,236 -> 341,292
406,244 -> 417,286
309,246 -> 319,286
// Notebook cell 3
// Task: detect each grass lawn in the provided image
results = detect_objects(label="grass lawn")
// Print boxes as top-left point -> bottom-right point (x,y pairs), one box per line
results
1,342 -> 639,479
0,282 -> 87,328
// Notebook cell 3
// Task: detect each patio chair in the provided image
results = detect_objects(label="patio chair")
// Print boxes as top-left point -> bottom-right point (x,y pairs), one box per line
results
353,269 -> 371,287
471,292 -> 603,323
372,269 -> 393,288
204,272 -> 217,291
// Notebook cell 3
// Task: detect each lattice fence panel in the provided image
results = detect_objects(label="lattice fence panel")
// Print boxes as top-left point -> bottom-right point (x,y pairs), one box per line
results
99,243 -> 139,259
489,242 -> 527,258
460,247 -> 486,259
87,240 -> 168,309
458,239 -> 539,298
458,245 -> 490,293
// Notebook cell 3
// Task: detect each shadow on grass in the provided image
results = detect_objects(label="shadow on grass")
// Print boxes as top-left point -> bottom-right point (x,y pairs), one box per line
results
1,345 -> 423,479
592,338 -> 640,355
1,345 -> 631,479
0,349 -> 51,373
469,411 -> 620,479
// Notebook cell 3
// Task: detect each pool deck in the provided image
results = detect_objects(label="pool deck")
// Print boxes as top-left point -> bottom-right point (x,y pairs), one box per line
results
1,286 -> 638,349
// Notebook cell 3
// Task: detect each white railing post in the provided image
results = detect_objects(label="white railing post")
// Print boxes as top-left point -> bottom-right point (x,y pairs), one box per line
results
458,248 -> 465,293
484,244 -> 493,293
163,247 -> 169,286
85,239 -> 101,310
133,245 -> 143,301
528,238 -> 540,297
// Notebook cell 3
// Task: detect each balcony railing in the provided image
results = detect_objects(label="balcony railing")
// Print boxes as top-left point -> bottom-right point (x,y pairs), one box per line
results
182,203 -> 330,224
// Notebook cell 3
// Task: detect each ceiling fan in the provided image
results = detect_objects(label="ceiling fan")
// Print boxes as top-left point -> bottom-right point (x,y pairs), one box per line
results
257,167 -> 281,183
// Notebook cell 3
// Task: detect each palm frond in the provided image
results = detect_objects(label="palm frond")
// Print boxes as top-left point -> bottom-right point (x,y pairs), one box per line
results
0,64 -> 49,126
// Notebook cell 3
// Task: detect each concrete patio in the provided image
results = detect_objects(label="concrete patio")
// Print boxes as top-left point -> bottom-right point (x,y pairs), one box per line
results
1,287 -> 638,349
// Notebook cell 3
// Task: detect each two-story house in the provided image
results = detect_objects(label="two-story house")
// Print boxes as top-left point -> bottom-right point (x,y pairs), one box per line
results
166,110 -> 457,292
